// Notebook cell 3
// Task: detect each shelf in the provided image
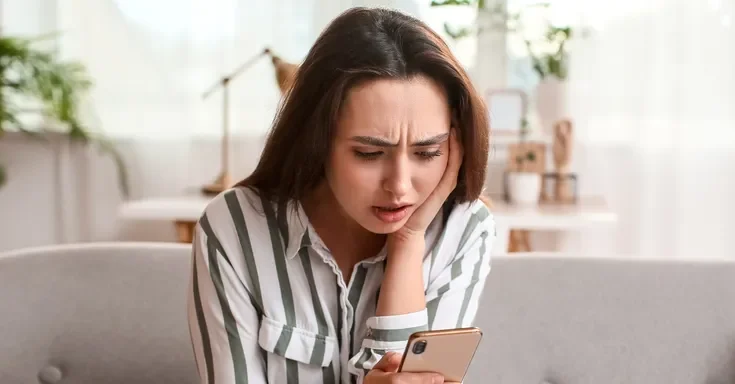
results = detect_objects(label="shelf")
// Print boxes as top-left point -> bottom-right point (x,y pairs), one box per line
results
490,133 -> 552,147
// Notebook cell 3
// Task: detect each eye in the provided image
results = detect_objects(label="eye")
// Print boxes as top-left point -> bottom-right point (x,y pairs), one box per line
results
354,150 -> 383,160
416,150 -> 443,160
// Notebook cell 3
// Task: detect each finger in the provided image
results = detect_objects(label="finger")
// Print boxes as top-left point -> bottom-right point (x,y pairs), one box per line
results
439,128 -> 463,191
448,127 -> 464,178
372,352 -> 402,372
396,372 -> 445,383
424,129 -> 463,206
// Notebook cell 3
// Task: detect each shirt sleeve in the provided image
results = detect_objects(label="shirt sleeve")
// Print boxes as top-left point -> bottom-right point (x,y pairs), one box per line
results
188,217 -> 267,384
347,309 -> 429,378
424,203 -> 494,330
347,202 -> 495,380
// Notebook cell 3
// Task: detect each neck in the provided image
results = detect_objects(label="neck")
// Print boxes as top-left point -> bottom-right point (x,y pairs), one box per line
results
301,182 -> 385,263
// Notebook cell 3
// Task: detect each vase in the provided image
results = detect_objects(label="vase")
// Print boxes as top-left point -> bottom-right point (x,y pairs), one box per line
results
535,77 -> 568,133
507,172 -> 541,206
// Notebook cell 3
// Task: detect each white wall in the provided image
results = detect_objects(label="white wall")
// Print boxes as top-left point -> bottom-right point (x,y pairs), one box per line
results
1,0 -> 57,38
0,133 -> 67,251
0,133 -> 271,252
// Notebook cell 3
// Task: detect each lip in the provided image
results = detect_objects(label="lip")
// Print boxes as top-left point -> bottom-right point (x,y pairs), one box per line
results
372,204 -> 412,223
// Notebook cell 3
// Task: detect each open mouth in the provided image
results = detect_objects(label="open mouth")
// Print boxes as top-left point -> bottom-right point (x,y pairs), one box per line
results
372,205 -> 412,223
375,205 -> 409,212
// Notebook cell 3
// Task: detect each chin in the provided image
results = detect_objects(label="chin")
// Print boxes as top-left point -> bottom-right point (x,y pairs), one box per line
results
361,217 -> 407,234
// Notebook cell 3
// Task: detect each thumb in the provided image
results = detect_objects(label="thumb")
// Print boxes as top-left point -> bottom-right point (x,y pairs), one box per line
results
399,372 -> 445,384
372,352 -> 402,373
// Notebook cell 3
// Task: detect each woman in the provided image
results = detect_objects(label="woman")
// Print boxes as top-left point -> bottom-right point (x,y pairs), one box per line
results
188,6 -> 495,384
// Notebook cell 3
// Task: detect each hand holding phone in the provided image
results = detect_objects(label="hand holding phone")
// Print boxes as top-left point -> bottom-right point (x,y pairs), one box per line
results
365,352 -> 446,383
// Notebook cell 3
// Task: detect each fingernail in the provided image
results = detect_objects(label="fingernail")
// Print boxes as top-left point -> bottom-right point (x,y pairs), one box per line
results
433,374 -> 444,384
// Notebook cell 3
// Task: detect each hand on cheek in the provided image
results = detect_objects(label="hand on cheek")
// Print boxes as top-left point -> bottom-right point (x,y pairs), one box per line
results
389,128 -> 463,246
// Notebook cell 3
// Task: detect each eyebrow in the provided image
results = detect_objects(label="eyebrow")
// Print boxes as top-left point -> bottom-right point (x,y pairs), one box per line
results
350,133 -> 449,147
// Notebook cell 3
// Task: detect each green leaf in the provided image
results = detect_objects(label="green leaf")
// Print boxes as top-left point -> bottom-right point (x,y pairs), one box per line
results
95,137 -> 130,198
547,56 -> 559,77
0,33 -> 129,197
443,23 -> 475,40
0,163 -> 6,188
431,0 -> 474,6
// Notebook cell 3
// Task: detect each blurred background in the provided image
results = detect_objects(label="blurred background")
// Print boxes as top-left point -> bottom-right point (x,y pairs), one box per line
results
1,0 -> 733,258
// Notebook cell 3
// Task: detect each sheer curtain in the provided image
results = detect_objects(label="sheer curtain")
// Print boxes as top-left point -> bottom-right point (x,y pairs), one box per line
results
59,0 -> 319,140
55,0 -> 335,198
565,0 -> 735,258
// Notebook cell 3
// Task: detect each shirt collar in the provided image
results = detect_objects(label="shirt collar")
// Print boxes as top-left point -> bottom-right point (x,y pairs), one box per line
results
283,200 -> 311,259
282,200 -> 390,263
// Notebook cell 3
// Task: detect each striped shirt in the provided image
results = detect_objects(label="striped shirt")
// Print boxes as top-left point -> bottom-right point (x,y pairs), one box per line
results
187,186 -> 495,384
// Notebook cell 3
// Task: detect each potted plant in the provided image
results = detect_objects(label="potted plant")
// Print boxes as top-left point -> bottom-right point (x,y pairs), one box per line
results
0,33 -> 128,196
525,24 -> 573,132
506,119 -> 542,205
429,0 -> 541,40
430,1 -> 578,132
508,149 -> 541,205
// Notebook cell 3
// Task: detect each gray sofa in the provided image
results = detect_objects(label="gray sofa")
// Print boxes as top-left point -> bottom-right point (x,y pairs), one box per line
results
470,255 -> 735,384
1,243 -> 734,384
0,242 -> 197,384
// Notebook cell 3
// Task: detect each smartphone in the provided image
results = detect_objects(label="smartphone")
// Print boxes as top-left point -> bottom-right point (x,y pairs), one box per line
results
397,327 -> 483,382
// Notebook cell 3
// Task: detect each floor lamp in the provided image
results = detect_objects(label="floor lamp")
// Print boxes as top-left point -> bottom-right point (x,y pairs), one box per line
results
200,48 -> 297,196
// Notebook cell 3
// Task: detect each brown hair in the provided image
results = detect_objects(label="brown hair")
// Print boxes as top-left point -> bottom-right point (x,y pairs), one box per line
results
238,7 -> 490,205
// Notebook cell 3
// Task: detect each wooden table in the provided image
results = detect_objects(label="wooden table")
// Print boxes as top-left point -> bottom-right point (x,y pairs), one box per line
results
118,195 -> 211,243
118,194 -> 618,253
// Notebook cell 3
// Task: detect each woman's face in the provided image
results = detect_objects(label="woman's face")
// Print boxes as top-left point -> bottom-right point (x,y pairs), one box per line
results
326,75 -> 452,234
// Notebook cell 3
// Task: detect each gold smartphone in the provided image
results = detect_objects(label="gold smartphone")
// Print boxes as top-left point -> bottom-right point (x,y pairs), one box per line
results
397,327 -> 483,382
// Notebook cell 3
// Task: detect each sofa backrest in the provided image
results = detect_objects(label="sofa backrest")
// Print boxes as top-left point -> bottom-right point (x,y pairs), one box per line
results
0,242 -> 197,384
3,244 -> 734,384
468,254 -> 735,384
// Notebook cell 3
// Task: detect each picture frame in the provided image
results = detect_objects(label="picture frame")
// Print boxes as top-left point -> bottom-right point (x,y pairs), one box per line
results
485,88 -> 528,136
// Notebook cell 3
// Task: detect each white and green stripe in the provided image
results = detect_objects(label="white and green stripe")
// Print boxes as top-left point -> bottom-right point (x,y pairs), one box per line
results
188,186 -> 495,384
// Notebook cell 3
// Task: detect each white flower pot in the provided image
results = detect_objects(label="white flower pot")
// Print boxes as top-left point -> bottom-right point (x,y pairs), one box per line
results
508,172 -> 541,206
535,78 -> 568,132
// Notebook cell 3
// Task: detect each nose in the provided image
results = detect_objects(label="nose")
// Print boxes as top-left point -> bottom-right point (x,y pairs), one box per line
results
382,156 -> 410,199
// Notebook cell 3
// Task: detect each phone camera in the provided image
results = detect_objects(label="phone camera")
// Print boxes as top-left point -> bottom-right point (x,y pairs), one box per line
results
412,340 -> 427,355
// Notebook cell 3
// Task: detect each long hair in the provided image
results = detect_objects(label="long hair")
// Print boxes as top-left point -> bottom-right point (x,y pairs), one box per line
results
237,7 -> 490,206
